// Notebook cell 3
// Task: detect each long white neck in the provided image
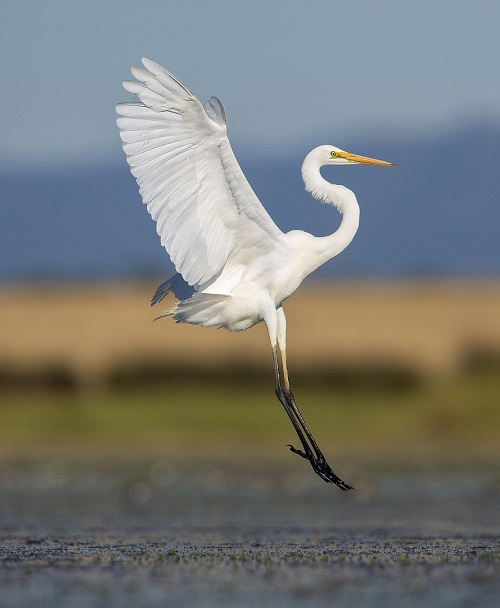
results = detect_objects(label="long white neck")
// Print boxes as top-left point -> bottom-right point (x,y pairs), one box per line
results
301,151 -> 360,271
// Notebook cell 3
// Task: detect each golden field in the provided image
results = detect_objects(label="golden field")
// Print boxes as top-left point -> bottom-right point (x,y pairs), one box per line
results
1,280 -> 500,389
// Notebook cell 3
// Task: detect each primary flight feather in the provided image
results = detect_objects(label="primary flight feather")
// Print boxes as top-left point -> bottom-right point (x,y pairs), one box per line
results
117,58 -> 394,489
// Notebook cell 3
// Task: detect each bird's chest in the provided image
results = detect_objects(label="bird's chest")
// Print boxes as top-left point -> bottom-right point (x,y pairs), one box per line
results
261,254 -> 307,308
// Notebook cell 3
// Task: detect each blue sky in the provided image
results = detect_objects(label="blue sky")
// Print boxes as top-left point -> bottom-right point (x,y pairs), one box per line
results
3,1 -> 500,170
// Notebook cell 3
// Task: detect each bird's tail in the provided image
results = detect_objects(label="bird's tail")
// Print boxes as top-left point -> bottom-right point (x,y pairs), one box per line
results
156,293 -> 231,328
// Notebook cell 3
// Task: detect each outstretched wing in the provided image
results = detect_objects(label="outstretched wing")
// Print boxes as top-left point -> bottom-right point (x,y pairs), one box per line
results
116,58 -> 284,287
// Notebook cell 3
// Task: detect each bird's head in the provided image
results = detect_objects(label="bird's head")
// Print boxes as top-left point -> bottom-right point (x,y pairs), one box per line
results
302,144 -> 395,209
316,145 -> 394,167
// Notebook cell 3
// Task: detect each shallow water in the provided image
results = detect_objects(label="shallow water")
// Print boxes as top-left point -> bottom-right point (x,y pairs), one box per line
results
0,460 -> 499,607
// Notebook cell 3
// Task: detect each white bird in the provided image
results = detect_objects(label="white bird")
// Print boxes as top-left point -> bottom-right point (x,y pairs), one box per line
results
117,58 -> 394,490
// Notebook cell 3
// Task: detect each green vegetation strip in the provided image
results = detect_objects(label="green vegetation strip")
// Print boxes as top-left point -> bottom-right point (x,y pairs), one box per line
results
0,372 -> 499,461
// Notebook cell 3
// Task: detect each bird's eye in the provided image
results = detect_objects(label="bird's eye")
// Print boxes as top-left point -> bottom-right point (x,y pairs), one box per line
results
330,151 -> 337,157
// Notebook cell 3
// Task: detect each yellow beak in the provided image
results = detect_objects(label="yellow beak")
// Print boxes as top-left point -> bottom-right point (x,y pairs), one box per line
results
340,152 -> 395,166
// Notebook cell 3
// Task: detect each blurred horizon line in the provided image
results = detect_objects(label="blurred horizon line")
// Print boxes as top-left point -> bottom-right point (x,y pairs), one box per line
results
2,113 -> 499,176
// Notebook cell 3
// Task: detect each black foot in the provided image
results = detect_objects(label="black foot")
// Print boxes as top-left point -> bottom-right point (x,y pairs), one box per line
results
287,444 -> 353,491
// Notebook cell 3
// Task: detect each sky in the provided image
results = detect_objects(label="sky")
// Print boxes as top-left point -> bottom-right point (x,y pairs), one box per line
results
2,1 -> 500,171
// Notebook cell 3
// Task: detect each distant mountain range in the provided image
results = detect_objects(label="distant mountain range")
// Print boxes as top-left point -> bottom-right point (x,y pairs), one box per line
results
1,124 -> 499,283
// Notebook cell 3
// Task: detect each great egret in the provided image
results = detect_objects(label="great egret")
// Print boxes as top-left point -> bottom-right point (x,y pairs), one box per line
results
117,58 -> 394,490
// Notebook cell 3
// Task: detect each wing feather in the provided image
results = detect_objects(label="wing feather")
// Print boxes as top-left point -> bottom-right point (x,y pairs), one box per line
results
117,58 -> 284,287
122,135 -> 185,156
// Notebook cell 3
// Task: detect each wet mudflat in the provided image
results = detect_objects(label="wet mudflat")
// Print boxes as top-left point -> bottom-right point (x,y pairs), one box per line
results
1,459 -> 499,608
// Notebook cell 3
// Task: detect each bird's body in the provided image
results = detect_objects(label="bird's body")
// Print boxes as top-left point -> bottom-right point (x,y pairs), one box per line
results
170,227 -> 351,333
117,58 -> 393,489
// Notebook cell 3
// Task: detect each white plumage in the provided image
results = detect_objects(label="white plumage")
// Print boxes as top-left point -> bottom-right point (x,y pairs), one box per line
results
117,58 -> 282,294
117,58 -> 394,489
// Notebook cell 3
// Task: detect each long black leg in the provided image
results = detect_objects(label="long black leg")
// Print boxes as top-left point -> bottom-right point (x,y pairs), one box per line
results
273,349 -> 353,491
287,390 -> 353,490
273,350 -> 315,461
